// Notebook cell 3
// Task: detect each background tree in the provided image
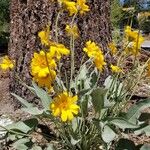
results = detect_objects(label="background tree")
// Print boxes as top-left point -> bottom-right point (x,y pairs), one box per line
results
9,0 -> 111,106
111,0 -> 123,29
0,0 -> 9,53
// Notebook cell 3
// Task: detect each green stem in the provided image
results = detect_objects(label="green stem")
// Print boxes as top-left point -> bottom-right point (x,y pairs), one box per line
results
55,11 -> 61,43
69,14 -> 77,91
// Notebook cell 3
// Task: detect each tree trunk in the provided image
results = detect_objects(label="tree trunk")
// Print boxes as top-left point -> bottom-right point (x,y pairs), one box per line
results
9,0 -> 111,107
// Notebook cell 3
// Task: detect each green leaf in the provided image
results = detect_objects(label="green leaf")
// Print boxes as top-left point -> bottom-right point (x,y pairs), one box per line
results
134,125 -> 150,136
55,77 -> 67,91
11,93 -> 33,108
46,144 -> 55,150
91,88 -> 107,114
109,117 -> 139,129
81,95 -> 89,118
115,139 -> 136,150
104,75 -> 124,99
6,118 -> 38,134
32,82 -> 52,110
22,107 -> 43,115
104,75 -> 113,89
6,122 -> 32,134
101,125 -> 116,143
71,136 -> 80,145
126,99 -> 150,124
31,145 -> 42,150
12,138 -> 33,150
7,133 -> 17,141
140,144 -> 150,150
90,69 -> 99,88
72,118 -> 78,132
23,118 -> 38,130
77,64 -> 88,80
76,64 -> 91,91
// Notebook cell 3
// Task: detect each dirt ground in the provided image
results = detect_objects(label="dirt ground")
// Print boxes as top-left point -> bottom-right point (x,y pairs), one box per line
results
0,59 -> 13,114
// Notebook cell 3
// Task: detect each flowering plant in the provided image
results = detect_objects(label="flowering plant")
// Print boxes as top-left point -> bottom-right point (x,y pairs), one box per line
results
0,0 -> 150,149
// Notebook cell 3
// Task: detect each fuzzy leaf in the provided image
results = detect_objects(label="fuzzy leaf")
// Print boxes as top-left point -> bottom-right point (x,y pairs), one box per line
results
46,144 -> 55,150
32,82 -> 52,110
91,88 -> 107,114
12,138 -> 33,150
6,118 -> 38,134
126,99 -> 150,124
134,125 -> 150,136
22,107 -> 43,115
140,144 -> 150,150
71,136 -> 80,145
109,118 -> 139,129
101,125 -> 116,143
81,95 -> 89,118
11,93 -> 33,108
31,146 -> 42,150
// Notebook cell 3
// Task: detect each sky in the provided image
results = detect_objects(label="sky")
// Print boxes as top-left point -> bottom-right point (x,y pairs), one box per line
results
120,0 -> 150,10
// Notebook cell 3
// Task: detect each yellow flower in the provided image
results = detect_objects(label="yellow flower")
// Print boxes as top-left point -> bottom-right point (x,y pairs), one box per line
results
94,52 -> 106,72
49,43 -> 70,60
108,42 -> 117,55
83,41 -> 100,58
31,50 -> 56,78
83,41 -> 106,71
33,71 -> 56,90
38,26 -> 51,46
65,24 -> 79,38
31,50 -> 56,90
110,64 -> 122,73
50,92 -> 80,122
63,1 -> 78,16
76,0 -> 90,15
125,39 -> 144,56
0,56 -> 14,70
124,26 -> 144,56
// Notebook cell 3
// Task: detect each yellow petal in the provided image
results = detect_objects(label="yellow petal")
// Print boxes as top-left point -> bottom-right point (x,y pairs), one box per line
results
67,110 -> 74,121
53,108 -> 60,116
61,110 -> 67,122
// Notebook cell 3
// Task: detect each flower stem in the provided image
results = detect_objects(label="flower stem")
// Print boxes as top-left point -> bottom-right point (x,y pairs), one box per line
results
69,14 -> 77,91
55,11 -> 61,43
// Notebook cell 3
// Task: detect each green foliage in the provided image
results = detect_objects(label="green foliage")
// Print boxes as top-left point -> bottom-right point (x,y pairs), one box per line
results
111,0 -> 123,28
0,0 -> 9,51
138,15 -> 150,33
0,0 -> 9,25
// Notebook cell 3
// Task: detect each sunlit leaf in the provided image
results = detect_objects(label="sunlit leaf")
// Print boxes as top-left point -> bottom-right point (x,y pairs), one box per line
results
22,107 -> 43,115
11,93 -> 33,108
32,82 -> 52,110
101,125 -> 116,143
126,99 -> 150,124
6,118 -> 38,134
91,88 -> 107,114
109,117 -> 139,129
12,138 -> 33,150
140,144 -> 150,150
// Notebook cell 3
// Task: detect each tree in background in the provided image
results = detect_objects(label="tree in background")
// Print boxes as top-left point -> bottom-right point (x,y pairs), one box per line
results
0,0 -> 9,53
8,0 -> 111,105
111,0 -> 123,29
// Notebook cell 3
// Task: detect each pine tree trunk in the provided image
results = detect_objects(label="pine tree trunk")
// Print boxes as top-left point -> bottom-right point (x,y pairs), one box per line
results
9,0 -> 111,107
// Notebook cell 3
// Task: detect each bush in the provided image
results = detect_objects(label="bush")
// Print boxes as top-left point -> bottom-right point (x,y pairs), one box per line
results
0,1 -> 150,150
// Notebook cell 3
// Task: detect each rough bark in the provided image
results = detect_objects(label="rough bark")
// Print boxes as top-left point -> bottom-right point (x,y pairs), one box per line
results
9,0 -> 111,107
